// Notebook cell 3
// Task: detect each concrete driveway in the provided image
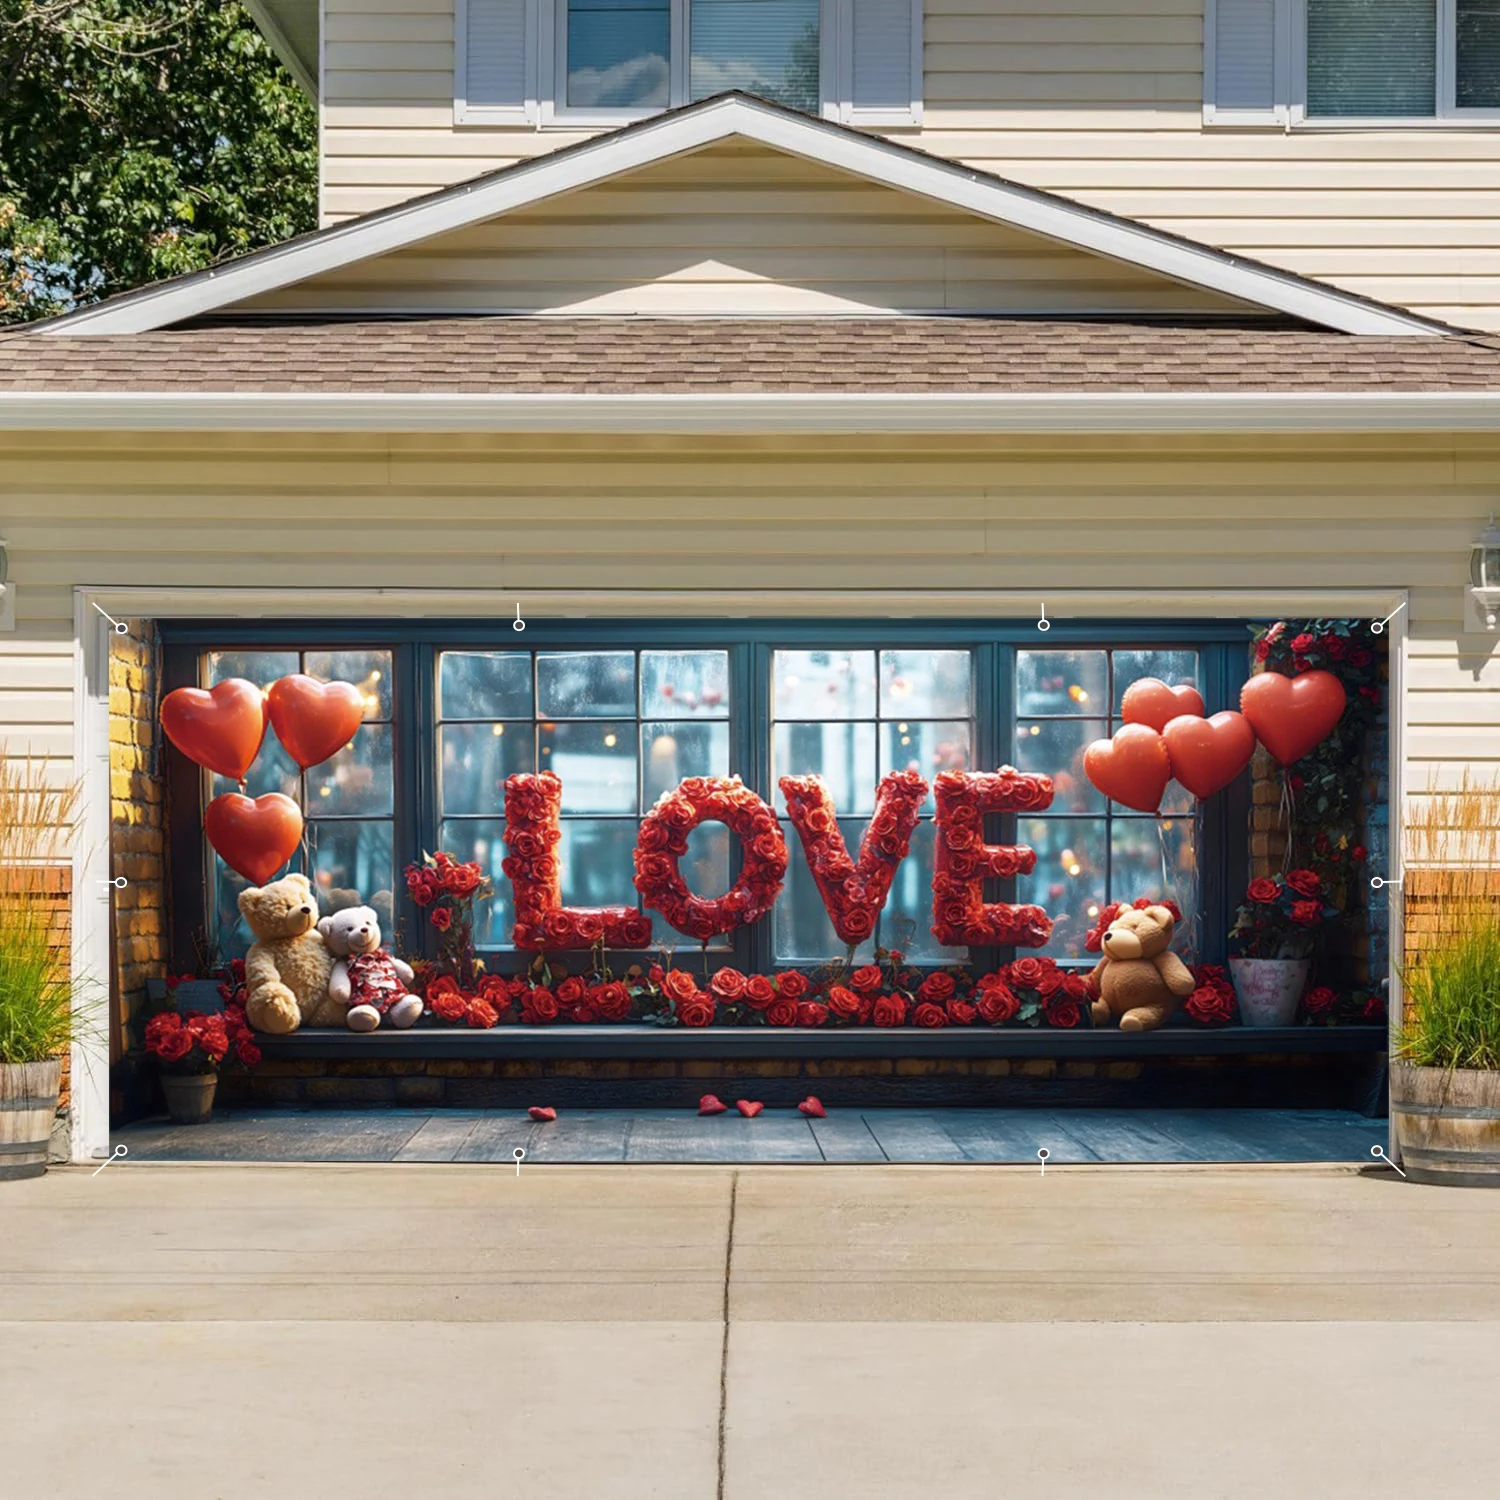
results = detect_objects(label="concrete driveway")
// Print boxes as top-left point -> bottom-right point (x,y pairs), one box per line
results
4,1163 -> 1499,1499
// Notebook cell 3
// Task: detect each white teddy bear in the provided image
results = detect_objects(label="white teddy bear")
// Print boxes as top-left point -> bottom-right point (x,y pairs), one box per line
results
318,905 -> 422,1032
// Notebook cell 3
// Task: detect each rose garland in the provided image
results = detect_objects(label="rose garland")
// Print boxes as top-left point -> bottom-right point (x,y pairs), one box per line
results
634,775 -> 788,942
504,772 -> 653,950
779,770 -> 928,945
931,768 -> 1055,948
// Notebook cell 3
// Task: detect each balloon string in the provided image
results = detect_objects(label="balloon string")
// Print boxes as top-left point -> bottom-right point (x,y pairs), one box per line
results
1156,811 -> 1201,965
1279,770 -> 1296,875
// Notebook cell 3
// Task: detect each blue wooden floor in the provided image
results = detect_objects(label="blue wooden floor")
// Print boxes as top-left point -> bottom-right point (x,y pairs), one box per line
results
115,1107 -> 1386,1165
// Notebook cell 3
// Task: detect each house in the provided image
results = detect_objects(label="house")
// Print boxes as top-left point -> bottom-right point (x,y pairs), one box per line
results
1,1 -> 1498,1163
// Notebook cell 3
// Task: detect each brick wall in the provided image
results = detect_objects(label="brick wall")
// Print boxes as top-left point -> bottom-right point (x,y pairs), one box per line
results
109,623 -> 166,1071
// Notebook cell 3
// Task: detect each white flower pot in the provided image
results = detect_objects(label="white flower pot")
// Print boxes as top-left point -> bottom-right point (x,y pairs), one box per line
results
1229,957 -> 1310,1028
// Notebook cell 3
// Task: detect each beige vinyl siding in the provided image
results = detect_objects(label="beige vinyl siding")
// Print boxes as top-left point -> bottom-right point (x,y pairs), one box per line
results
2,430 -> 1498,819
251,144 -> 1252,315
319,0 -> 1500,330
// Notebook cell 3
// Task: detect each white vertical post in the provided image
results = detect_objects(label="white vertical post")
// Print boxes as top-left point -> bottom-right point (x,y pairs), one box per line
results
70,594 -> 113,1162
1387,592 -> 1409,1164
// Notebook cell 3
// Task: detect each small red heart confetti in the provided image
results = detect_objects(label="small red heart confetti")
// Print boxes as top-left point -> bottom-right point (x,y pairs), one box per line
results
736,1100 -> 763,1118
698,1094 -> 729,1115
797,1096 -> 826,1118
527,1106 -> 557,1122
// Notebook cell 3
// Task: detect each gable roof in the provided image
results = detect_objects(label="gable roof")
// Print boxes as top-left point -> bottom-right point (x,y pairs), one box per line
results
41,93 -> 1454,339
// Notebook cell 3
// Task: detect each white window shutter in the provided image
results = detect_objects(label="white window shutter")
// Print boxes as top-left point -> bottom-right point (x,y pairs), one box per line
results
1205,0 -> 1286,123
458,0 -> 533,120
848,0 -> 921,120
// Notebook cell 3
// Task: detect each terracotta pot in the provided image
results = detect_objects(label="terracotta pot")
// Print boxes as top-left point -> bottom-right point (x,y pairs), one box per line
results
161,1072 -> 217,1125
1391,1066 -> 1500,1188
0,1058 -> 62,1180
1228,957 -> 1310,1028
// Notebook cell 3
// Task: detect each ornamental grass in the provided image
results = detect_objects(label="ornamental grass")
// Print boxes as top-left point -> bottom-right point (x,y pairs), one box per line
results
1397,772 -> 1500,1072
0,759 -> 82,1064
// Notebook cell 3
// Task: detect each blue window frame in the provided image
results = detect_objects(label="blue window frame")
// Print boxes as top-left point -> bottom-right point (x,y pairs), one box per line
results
163,619 -> 1250,972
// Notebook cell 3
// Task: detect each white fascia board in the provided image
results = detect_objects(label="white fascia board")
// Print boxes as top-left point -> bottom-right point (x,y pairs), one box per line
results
3,391 -> 1498,432
242,0 -> 318,98
43,96 -> 1442,338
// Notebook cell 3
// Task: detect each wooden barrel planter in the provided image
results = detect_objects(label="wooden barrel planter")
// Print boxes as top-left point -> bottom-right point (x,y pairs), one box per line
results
1391,1065 -> 1500,1187
0,1058 -> 63,1181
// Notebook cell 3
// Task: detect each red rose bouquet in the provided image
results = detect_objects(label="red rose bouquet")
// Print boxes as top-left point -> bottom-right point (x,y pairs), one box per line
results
406,850 -> 492,991
145,1006 -> 261,1074
1229,871 -> 1337,959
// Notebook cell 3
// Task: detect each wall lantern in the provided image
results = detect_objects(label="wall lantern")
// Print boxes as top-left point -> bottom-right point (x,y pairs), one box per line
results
0,539 -> 12,632
1468,515 -> 1500,632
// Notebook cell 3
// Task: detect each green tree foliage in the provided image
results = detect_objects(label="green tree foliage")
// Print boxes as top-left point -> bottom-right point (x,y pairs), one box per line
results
1,0 -> 315,322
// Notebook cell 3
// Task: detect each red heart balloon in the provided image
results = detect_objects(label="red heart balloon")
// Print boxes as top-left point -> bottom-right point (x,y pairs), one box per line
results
266,675 -> 367,770
204,793 -> 303,886
1084,724 -> 1172,814
1162,711 -> 1256,800
698,1094 -> 729,1116
736,1100 -> 764,1118
160,679 -> 267,781
797,1096 -> 827,1118
1240,670 -> 1348,767
1120,678 -> 1206,733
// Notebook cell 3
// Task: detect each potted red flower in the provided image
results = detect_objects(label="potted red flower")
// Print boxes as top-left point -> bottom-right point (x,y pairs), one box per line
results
1228,871 -> 1337,1026
144,1001 -> 262,1124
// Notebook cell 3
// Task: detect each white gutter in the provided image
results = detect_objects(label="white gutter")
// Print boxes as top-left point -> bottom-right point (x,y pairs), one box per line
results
0,390 -> 1497,433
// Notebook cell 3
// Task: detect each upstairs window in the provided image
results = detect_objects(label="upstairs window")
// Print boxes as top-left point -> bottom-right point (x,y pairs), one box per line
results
457,0 -> 922,125
1205,0 -> 1500,123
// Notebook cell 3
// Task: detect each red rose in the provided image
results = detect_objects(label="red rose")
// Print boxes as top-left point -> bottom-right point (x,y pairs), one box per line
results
1185,984 -> 1234,1025
523,988 -> 560,1024
557,976 -> 586,1008
648,965 -> 665,986
1246,878 -> 1281,904
1007,957 -> 1049,992
1286,869 -> 1321,897
466,998 -> 499,1029
1046,999 -> 1082,1028
406,868 -> 436,906
839,905 -> 877,940
1290,900 -> 1323,926
1321,634 -> 1346,660
776,971 -> 809,1001
913,1002 -> 947,1028
742,974 -> 776,1009
826,985 -> 862,1020
917,972 -> 956,1004
710,968 -> 748,1002
1362,994 -> 1385,1022
1254,640 -> 1270,663
426,974 -> 460,1000
236,1039 -> 263,1067
976,983 -> 1019,1025
661,970 -> 700,1004
1348,648 -> 1373,668
431,906 -> 453,932
593,981 -> 632,1022
432,991 -> 468,1023
871,994 -> 908,1027
765,997 -> 798,1028
1290,633 -> 1315,654
797,1001 -> 828,1028
850,965 -> 883,995
1303,985 -> 1338,1016
1351,845 -> 1367,862
886,949 -> 905,965
675,994 -> 715,1027
947,999 -> 977,1027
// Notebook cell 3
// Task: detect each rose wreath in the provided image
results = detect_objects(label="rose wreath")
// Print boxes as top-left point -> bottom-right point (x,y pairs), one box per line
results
633,775 -> 789,941
504,771 -> 654,950
931,768 -> 1055,948
779,770 -> 928,947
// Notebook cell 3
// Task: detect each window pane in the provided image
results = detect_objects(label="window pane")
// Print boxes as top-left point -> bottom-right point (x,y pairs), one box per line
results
879,649 -> 972,719
1015,719 -> 1105,815
211,855 -> 259,958
537,651 -> 635,718
1018,817 -> 1108,961
567,0 -> 670,108
689,0 -> 820,110
1458,0 -> 1500,107
1112,650 -> 1199,716
558,819 -> 641,909
440,819 -> 514,949
881,720 -> 970,810
212,735 -> 300,803
773,721 -> 877,816
542,721 -> 637,812
1111,816 -> 1178,912
642,720 -> 730,805
307,725 -> 394,818
1016,650 -> 1107,717
1307,0 -> 1436,117
310,820 -> 394,935
208,650 -> 297,688
880,819 -> 949,963
776,818 -> 876,964
773,649 -> 876,721
304,650 -> 392,720
439,651 -> 533,720
640,650 -> 730,718
440,723 -> 535,815
651,823 -> 732,947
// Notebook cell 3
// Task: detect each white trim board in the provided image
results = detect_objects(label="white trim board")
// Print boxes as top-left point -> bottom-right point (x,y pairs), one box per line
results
5,391 -> 1500,434
41,94 -> 1446,339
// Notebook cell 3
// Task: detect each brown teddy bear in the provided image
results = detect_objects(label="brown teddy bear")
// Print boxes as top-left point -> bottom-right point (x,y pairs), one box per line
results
1088,903 -> 1195,1032
240,872 -> 337,1034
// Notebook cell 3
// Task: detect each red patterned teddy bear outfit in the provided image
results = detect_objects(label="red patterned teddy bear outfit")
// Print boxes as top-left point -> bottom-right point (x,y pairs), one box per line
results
345,951 -> 411,1015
